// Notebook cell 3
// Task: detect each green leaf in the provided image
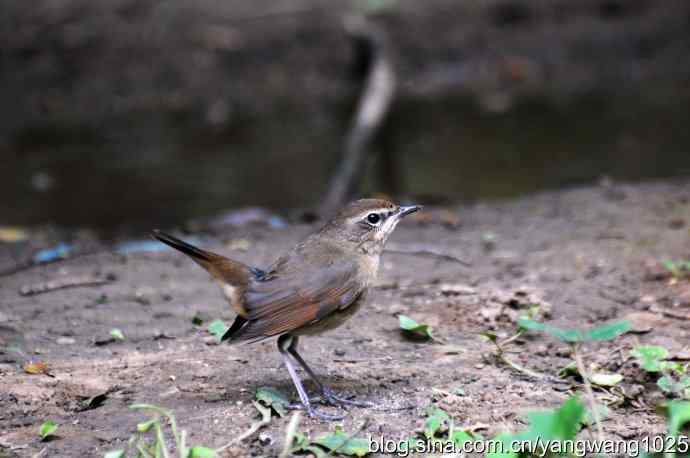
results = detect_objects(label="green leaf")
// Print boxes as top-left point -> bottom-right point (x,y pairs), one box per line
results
487,398 -> 585,457
110,328 -> 125,341
290,431 -> 310,449
103,451 -> 125,458
518,396 -> 585,442
518,318 -> 630,343
398,315 -> 433,340
480,331 -> 498,343
658,376 -> 690,395
667,401 -> 690,436
188,446 -> 215,458
590,373 -> 623,387
582,403 -> 610,427
303,445 -> 328,458
207,320 -> 228,341
255,386 -> 289,417
289,432 -> 328,458
401,436 -> 422,455
630,345 -> 669,372
485,433 -> 519,458
313,430 -> 370,457
39,420 -> 58,440
451,430 -> 475,448
517,317 -> 582,342
423,405 -> 450,439
137,419 -> 157,433
583,320 -> 631,341
658,376 -> 674,393
660,361 -> 685,374
558,361 -> 579,378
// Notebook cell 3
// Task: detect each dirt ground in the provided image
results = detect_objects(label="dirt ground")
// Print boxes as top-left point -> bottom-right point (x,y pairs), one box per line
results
1,179 -> 689,457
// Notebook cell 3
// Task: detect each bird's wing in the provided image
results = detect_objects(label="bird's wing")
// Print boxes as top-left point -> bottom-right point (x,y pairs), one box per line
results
227,258 -> 363,342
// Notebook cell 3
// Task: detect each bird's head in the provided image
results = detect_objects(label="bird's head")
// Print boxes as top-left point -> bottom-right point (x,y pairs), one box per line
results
320,198 -> 422,254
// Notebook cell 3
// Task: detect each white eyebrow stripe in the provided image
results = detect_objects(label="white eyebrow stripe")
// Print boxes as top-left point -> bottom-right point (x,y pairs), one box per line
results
347,208 -> 395,224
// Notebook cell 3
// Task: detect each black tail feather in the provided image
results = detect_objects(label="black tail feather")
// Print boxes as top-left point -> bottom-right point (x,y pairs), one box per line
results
151,229 -> 211,261
221,315 -> 248,342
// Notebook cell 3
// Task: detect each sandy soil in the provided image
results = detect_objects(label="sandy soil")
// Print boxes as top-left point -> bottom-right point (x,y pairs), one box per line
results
1,179 -> 689,457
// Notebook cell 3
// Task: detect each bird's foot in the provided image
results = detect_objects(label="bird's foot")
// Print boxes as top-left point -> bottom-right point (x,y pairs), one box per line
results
307,407 -> 345,421
320,388 -> 418,412
286,401 -> 344,421
319,387 -> 376,408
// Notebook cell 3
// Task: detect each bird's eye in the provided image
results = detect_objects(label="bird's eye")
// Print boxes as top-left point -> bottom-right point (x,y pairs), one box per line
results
367,213 -> 381,225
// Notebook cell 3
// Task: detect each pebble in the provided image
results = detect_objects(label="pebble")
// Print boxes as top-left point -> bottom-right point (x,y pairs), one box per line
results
440,284 -> 476,296
57,337 -> 76,345
258,433 -> 272,445
204,336 -> 220,346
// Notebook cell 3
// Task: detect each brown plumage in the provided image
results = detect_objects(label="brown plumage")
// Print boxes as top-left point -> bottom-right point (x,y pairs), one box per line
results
152,198 -> 420,420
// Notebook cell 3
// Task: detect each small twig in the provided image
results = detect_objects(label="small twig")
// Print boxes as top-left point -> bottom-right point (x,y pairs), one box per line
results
179,430 -> 187,458
496,353 -> 548,380
384,247 -> 471,266
572,343 -> 605,445
154,422 -> 171,458
0,248 -> 105,278
215,401 -> 272,453
650,305 -> 690,321
498,329 -> 525,347
136,443 -> 154,458
278,411 -> 302,458
487,330 -> 548,380
19,275 -> 114,296
31,447 -> 47,458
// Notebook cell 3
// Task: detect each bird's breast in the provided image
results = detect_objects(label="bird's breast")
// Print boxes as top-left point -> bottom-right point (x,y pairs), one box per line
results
359,254 -> 380,286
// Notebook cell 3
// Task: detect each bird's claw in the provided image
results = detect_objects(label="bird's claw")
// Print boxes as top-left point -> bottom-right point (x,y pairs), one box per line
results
286,402 -> 344,421
320,387 -> 376,408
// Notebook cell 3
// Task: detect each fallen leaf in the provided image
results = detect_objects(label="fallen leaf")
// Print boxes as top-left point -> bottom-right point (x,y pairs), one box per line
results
630,345 -> 669,372
255,386 -> 289,417
0,226 -> 28,243
110,329 -> 125,341
39,420 -> 58,440
23,361 -> 49,375
590,373 -> 623,387
188,446 -> 215,458
423,405 -> 450,439
103,451 -> 125,458
103,450 -> 124,458
313,430 -> 370,457
81,392 -> 108,410
207,320 -> 228,341
399,315 -> 434,341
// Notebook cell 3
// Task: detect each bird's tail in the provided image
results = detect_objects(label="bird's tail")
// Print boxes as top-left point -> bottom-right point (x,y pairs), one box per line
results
152,229 -> 215,262
151,230 -> 252,299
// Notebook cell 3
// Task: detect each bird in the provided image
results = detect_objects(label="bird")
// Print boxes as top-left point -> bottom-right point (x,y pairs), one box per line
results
152,198 -> 421,420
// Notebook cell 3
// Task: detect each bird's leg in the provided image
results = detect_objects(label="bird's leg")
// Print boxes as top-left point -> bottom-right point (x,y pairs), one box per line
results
286,336 -> 376,409
277,334 -> 343,421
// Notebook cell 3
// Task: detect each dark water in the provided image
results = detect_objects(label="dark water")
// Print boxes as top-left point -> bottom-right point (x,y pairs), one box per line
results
4,90 -> 690,232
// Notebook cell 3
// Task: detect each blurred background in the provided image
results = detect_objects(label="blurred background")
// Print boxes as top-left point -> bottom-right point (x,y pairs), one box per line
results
3,0 -> 690,234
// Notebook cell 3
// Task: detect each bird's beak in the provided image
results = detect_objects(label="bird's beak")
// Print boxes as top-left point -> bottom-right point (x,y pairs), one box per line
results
398,205 -> 422,217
